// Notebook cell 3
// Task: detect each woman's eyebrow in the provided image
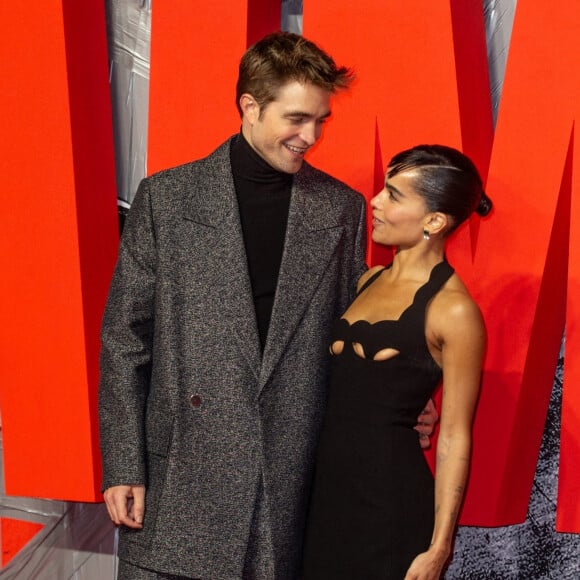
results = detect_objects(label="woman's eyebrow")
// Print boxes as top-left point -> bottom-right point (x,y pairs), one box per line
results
386,182 -> 404,197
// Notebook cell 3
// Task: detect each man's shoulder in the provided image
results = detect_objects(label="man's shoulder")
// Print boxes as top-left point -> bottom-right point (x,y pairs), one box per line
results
144,137 -> 233,189
299,162 -> 364,204
300,162 -> 362,197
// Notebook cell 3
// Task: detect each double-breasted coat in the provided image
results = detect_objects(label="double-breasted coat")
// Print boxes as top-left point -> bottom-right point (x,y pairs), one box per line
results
98,136 -> 366,579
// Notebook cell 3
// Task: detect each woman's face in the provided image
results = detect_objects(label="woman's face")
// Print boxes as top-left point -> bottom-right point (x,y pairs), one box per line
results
370,168 -> 429,248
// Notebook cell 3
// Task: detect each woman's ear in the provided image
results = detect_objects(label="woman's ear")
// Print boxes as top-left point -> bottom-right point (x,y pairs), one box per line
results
239,93 -> 259,124
424,212 -> 449,236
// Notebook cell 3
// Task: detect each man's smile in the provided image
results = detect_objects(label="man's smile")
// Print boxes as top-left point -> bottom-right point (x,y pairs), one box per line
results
284,143 -> 309,155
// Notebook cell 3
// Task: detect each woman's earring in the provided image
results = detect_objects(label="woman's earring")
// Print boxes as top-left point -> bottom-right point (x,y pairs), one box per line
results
423,229 -> 430,240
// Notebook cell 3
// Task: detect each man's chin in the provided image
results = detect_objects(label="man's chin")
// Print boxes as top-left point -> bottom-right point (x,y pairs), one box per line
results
278,159 -> 304,174
287,163 -> 303,174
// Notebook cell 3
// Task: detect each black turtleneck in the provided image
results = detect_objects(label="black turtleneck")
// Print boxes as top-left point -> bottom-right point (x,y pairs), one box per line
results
230,132 -> 293,351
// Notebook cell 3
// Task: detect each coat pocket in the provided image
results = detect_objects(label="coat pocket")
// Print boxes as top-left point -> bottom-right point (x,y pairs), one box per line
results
145,408 -> 174,458
120,414 -> 174,551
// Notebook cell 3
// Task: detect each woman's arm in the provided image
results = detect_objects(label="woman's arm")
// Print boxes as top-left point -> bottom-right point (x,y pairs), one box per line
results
405,292 -> 485,579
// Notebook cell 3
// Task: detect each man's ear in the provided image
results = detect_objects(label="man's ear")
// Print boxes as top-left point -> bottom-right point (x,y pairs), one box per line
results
424,212 -> 449,236
239,93 -> 260,124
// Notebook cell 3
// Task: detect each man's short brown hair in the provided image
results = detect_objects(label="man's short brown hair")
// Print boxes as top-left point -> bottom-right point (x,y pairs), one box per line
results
236,32 -> 354,118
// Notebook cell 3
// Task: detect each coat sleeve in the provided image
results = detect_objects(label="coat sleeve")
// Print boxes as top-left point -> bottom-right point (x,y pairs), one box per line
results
98,178 -> 157,491
351,194 -> 368,297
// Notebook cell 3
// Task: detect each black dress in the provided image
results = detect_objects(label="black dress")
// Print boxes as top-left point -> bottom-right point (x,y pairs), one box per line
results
303,260 -> 454,579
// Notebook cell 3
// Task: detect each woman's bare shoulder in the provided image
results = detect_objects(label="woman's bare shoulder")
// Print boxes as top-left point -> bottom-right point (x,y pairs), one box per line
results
430,274 -> 484,335
356,264 -> 386,291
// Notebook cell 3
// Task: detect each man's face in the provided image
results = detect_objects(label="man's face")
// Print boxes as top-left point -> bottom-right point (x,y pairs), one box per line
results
240,81 -> 332,174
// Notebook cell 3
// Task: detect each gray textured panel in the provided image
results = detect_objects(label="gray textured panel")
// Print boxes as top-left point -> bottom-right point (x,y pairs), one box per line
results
484,0 -> 517,125
105,0 -> 151,205
445,346 -> 580,579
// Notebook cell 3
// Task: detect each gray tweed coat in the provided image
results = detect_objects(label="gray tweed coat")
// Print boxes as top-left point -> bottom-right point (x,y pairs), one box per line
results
98,136 -> 366,579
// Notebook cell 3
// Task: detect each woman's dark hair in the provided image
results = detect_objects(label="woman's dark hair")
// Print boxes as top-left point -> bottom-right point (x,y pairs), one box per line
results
387,144 -> 492,235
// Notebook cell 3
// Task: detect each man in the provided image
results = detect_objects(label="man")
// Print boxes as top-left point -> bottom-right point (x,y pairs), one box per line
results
99,32 -> 434,579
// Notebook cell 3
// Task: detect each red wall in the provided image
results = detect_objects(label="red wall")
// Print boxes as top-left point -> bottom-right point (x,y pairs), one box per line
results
1,1 -> 578,532
0,1 -> 119,501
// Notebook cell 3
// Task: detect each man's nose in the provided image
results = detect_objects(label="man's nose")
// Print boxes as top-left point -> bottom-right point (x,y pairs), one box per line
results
301,122 -> 318,146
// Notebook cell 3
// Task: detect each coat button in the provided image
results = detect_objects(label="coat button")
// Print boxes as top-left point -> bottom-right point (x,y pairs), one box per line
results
189,394 -> 202,408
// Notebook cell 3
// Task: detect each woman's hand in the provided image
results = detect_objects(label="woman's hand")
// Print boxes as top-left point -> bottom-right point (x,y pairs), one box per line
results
404,545 -> 449,580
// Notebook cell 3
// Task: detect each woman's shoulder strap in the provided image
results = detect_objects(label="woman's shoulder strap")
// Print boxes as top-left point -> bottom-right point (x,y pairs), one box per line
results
356,265 -> 389,296
415,259 -> 455,306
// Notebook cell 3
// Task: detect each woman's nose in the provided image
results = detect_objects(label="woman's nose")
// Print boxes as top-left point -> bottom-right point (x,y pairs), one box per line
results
370,189 -> 385,208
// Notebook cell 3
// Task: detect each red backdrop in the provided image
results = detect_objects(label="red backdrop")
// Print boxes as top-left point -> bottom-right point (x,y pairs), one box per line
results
0,1 -> 119,500
146,0 -> 580,530
0,0 -> 578,533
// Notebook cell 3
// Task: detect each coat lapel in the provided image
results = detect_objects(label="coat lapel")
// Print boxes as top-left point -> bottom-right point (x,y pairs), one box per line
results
258,164 -> 345,390
182,139 -> 262,378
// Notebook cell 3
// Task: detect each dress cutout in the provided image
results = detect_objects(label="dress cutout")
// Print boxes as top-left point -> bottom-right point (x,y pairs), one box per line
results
303,260 -> 455,579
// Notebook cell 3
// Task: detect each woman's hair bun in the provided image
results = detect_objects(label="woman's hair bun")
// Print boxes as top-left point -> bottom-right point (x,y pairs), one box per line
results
476,191 -> 493,217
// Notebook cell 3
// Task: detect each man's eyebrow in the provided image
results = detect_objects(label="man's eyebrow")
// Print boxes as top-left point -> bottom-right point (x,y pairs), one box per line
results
283,110 -> 332,120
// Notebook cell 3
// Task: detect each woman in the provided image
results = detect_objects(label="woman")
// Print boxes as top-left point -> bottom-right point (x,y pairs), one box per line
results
303,145 -> 492,579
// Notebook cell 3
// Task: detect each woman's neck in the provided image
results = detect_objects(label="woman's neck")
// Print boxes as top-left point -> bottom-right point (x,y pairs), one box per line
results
388,244 -> 446,281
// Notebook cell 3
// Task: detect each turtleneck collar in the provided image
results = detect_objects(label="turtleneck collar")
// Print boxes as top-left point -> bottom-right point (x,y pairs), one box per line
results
230,131 -> 294,186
